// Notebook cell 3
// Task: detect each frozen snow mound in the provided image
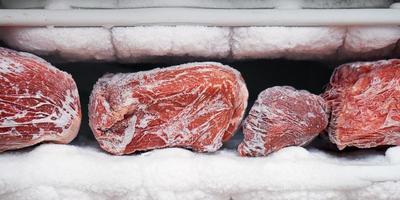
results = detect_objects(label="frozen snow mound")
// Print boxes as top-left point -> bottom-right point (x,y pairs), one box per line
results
0,27 -> 115,62
0,144 -> 400,200
0,0 -> 394,9
231,27 -> 346,60
0,26 -> 399,62
112,26 -> 231,62
339,26 -> 400,60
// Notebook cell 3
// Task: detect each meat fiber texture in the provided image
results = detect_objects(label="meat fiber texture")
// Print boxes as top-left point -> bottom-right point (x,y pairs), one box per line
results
0,27 -> 115,62
111,26 -> 231,62
89,62 -> 248,155
323,59 -> 400,150
239,86 -> 328,156
339,26 -> 400,60
1,144 -> 400,200
0,47 -> 81,152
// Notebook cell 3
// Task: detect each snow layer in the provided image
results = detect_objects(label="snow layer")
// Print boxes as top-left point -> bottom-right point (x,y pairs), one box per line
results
1,26 -> 400,62
112,26 -> 231,62
339,26 -> 400,60
232,27 -> 346,60
0,27 -> 115,61
1,0 -> 393,9
0,144 -> 400,200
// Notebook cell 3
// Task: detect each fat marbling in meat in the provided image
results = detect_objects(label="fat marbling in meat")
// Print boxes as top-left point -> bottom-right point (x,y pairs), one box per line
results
0,47 -> 81,152
323,59 -> 400,149
89,62 -> 248,155
239,86 -> 328,156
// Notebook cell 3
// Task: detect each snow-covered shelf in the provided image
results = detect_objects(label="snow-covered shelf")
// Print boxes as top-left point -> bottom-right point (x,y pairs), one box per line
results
1,144 -> 399,200
0,8 -> 400,27
0,0 -> 395,9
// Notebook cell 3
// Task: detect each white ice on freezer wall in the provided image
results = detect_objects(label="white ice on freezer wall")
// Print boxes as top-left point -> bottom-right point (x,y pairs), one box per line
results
0,0 -> 394,9
0,26 -> 399,62
302,0 -> 393,8
231,27 -> 346,60
0,27 -> 115,61
44,0 -> 72,9
339,26 -> 400,60
273,0 -> 303,9
111,26 -> 231,62
0,144 -> 400,200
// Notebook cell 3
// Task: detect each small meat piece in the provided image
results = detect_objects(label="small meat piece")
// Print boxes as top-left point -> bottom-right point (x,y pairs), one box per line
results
89,62 -> 248,155
0,47 -> 81,152
238,86 -> 328,156
323,59 -> 400,150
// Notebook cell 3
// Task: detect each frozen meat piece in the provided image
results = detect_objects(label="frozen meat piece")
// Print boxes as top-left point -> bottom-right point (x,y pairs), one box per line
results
89,62 -> 248,155
232,27 -> 345,60
112,26 -> 231,62
340,26 -> 400,60
238,86 -> 328,156
0,47 -> 81,152
0,27 -> 115,61
323,59 -> 400,150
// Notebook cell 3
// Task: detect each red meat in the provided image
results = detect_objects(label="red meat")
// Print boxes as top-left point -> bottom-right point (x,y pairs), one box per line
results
89,62 -> 248,155
323,59 -> 400,150
239,86 -> 328,156
0,47 -> 81,152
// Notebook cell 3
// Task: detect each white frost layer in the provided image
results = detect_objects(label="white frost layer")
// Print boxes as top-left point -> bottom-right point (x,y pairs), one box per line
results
232,27 -> 346,60
112,26 -> 231,62
1,26 -> 400,62
0,27 -> 115,61
1,0 -> 393,9
0,144 -> 400,200
340,26 -> 400,60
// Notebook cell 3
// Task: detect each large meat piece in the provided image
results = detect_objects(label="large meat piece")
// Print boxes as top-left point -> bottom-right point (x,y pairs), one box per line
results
239,86 -> 328,156
0,47 -> 81,152
89,62 -> 248,155
323,59 -> 400,150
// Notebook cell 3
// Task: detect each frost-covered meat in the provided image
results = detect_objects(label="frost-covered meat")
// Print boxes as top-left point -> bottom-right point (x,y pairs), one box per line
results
89,62 -> 248,155
239,86 -> 328,156
323,59 -> 400,150
0,47 -> 81,152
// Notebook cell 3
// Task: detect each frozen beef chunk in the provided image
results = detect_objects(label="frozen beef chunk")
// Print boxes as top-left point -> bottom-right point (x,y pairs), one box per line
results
89,62 -> 248,155
239,86 -> 328,156
0,47 -> 81,152
323,59 -> 400,150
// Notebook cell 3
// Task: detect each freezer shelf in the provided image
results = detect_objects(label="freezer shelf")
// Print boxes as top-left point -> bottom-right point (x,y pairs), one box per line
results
0,143 -> 399,200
